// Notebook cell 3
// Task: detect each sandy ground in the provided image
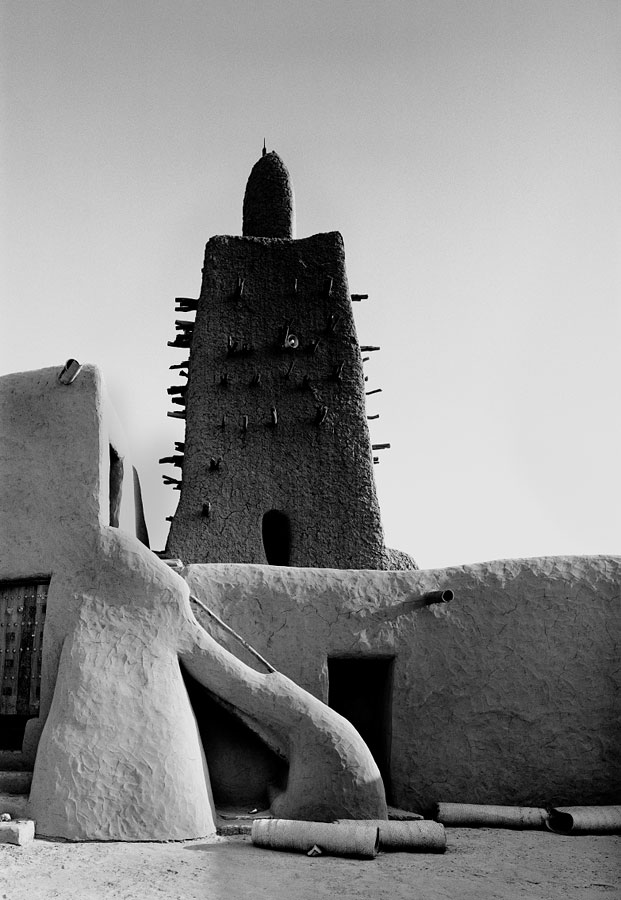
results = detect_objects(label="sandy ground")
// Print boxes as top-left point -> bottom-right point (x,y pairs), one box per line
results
1,828 -> 619,900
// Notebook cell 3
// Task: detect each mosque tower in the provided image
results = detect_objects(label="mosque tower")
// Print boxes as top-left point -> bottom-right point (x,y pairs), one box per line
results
163,148 -> 416,569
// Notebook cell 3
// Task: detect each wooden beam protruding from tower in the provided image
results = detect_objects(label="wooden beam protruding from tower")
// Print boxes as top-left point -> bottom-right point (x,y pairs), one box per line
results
159,455 -> 184,467
175,297 -> 198,312
175,320 -> 194,333
233,277 -> 245,300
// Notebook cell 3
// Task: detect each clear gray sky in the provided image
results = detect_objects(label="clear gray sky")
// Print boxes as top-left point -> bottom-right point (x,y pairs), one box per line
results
2,0 -> 619,567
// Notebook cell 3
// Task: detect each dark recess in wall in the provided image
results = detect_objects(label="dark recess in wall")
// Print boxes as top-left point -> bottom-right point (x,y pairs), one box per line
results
181,665 -> 287,807
109,445 -> 123,528
262,510 -> 291,565
328,656 -> 395,801
0,715 -> 30,750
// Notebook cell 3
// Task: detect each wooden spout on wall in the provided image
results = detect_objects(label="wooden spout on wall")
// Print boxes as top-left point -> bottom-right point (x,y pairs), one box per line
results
57,359 -> 82,385
423,589 -> 454,605
373,589 -> 454,621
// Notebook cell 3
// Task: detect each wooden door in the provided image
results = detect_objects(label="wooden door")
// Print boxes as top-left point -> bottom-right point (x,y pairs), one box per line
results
0,579 -> 48,750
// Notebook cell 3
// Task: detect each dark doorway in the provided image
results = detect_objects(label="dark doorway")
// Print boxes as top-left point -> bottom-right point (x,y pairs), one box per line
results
0,579 -> 48,751
109,445 -> 123,527
262,510 -> 291,565
181,666 -> 287,808
328,656 -> 394,799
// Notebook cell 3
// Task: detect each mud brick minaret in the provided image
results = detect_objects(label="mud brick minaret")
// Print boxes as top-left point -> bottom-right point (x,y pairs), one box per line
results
164,148 -> 412,569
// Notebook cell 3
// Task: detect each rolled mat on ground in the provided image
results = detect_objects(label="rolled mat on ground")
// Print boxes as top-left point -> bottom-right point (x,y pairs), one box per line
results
545,807 -> 621,835
336,819 -> 446,852
435,804 -> 548,829
251,819 -> 380,858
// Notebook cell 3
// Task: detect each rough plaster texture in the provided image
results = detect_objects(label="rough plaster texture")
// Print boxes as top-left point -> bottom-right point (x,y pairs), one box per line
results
182,679 -> 287,806
166,231 -> 389,569
0,366 -> 102,580
183,556 -> 621,812
0,365 -> 142,581
28,529 -> 217,841
2,365 -> 386,836
28,529 -> 385,840
242,151 -> 296,239
384,547 -> 419,571
0,365 -> 147,765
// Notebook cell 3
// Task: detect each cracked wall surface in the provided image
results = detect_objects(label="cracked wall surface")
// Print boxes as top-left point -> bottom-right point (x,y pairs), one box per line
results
184,555 -> 621,812
166,232 -> 389,569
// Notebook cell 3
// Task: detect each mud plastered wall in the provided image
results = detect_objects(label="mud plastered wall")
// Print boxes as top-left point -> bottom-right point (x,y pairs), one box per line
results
29,529 -> 386,840
184,556 -> 621,811
242,150 -> 296,239
0,365 -> 142,762
0,365 -> 140,579
167,232 -> 386,569
0,366 -> 102,578
2,365 -> 387,837
29,529 -> 217,840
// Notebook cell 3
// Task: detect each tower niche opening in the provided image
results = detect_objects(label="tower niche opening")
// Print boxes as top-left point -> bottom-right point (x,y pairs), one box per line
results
262,510 -> 291,566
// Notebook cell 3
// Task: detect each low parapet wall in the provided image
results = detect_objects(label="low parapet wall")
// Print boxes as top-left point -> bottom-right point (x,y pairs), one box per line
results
184,555 -> 621,811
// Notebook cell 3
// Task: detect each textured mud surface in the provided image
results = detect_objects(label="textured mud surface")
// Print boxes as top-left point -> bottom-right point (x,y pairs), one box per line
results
1,829 -> 619,900
185,556 -> 621,811
167,231 -> 388,570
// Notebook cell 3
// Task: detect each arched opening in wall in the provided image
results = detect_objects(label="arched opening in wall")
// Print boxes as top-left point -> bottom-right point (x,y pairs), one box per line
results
181,666 -> 288,808
262,510 -> 291,566
327,656 -> 395,802
109,445 -> 123,528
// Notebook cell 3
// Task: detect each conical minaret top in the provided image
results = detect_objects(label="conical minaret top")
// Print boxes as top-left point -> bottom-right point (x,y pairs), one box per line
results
242,148 -> 296,239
